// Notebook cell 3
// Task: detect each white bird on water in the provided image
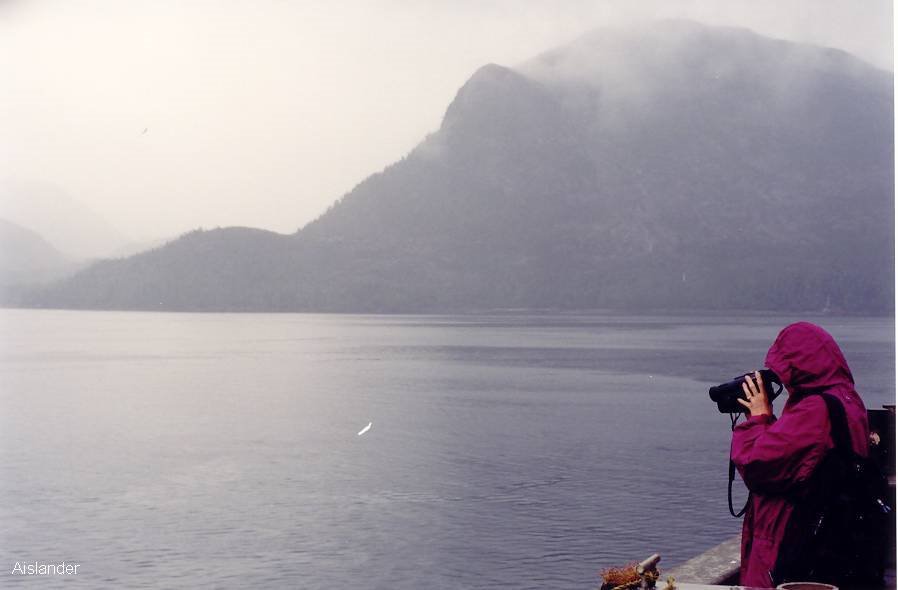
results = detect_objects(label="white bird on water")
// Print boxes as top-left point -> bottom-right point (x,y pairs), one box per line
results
357,422 -> 372,436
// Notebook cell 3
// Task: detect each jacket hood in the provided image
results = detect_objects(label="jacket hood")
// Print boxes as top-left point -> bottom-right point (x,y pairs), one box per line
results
765,322 -> 855,394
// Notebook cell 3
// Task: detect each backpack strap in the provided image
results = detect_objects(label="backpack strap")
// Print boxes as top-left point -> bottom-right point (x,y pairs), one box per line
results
804,391 -> 853,457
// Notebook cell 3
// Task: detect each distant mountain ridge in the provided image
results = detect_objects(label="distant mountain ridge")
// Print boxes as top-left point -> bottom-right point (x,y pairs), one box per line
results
15,20 -> 894,313
0,180 -> 134,260
0,219 -> 82,288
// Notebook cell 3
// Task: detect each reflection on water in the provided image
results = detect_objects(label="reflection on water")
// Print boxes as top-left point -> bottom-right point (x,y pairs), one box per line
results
0,310 -> 892,589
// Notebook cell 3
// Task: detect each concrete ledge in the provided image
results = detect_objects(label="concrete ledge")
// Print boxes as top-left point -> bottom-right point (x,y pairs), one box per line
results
666,535 -> 741,585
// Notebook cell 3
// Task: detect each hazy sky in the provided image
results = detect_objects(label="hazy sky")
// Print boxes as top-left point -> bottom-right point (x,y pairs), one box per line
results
1,0 -> 893,242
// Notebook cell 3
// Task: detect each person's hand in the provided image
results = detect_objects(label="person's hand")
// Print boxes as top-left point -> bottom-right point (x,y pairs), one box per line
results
737,370 -> 772,417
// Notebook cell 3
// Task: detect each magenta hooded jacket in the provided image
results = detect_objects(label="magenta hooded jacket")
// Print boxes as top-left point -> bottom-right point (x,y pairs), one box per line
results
730,322 -> 869,588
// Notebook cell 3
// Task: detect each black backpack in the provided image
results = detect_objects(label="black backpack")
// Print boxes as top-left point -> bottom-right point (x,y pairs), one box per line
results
772,392 -> 893,589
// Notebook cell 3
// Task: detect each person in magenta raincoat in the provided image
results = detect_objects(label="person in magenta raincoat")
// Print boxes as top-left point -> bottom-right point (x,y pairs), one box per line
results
731,322 -> 869,588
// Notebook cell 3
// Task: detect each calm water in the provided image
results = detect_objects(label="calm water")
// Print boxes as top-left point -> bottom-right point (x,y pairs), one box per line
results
0,310 -> 893,589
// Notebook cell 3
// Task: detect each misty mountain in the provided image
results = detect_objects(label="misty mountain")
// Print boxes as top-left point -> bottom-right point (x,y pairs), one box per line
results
0,219 -> 82,288
0,179 -> 134,260
17,21 -> 894,313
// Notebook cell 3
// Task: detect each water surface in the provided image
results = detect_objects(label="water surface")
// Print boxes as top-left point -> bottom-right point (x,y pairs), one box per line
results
0,310 -> 892,589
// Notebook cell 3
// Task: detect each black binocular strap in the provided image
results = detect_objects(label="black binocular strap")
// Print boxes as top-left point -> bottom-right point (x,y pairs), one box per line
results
729,458 -> 749,517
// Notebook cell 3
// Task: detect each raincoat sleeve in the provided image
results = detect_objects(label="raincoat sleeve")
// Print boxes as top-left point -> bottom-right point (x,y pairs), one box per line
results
730,395 -> 831,495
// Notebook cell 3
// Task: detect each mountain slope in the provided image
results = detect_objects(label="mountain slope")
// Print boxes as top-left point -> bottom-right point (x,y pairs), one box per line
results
19,20 -> 894,313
